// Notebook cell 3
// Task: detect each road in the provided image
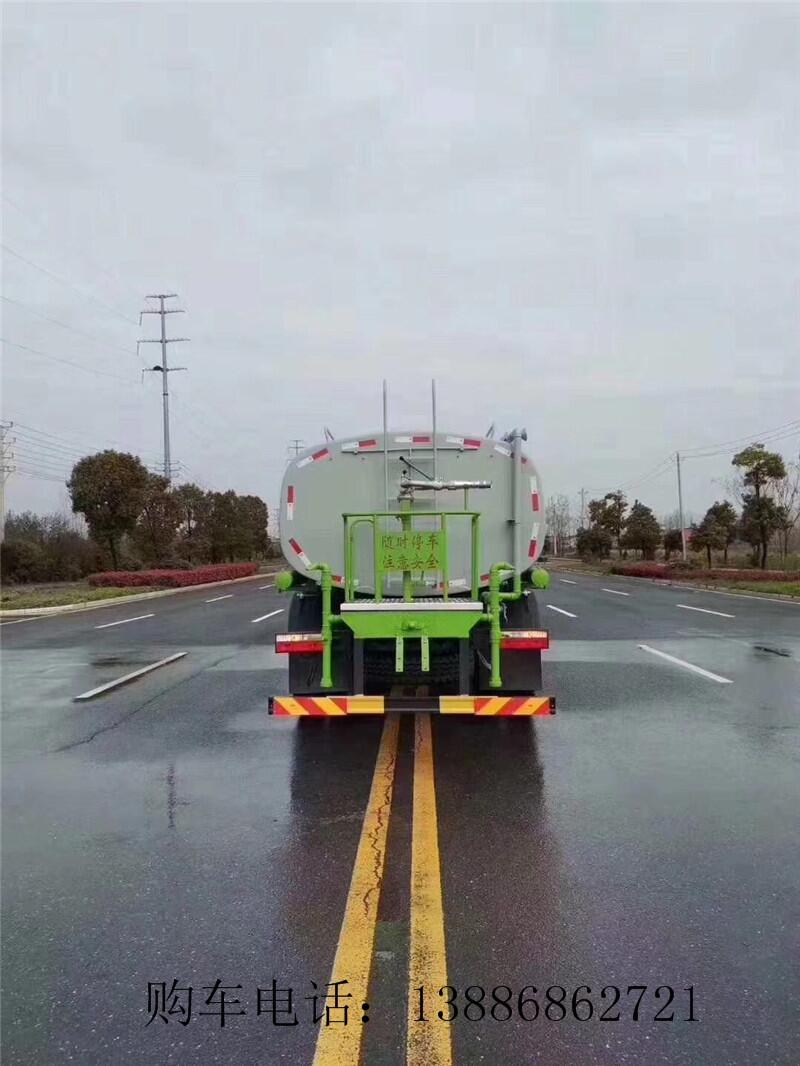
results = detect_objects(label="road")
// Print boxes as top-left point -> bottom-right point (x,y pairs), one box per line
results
2,572 -> 799,1065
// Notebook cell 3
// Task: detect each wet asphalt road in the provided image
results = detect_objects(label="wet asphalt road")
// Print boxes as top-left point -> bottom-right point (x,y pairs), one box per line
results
1,573 -> 799,1065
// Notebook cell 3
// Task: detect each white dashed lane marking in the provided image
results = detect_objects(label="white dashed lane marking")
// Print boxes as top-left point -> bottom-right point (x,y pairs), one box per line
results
259,583 -> 275,590
638,644 -> 733,684
205,594 -> 234,603
74,652 -> 187,701
602,588 -> 630,597
94,614 -> 155,630
251,609 -> 285,624
547,605 -> 577,618
676,604 -> 735,619
559,579 -> 577,585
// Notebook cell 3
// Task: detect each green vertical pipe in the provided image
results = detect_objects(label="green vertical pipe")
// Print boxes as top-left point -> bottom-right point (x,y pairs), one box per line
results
400,501 -> 412,601
311,563 -> 334,689
488,562 -> 515,688
440,513 -> 448,600
471,514 -> 480,600
373,516 -> 383,602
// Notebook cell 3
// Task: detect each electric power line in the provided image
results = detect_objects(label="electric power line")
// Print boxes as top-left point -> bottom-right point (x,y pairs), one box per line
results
1,242 -> 139,326
1,294 -> 141,359
1,338 -> 135,383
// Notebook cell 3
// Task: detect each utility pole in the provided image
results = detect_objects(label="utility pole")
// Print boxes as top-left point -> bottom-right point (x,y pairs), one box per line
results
288,439 -> 305,458
579,487 -> 587,529
138,295 -> 188,484
676,451 -> 687,560
0,421 -> 15,542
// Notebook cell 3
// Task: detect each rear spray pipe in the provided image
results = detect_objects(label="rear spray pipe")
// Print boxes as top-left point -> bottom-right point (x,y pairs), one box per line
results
487,562 -> 522,689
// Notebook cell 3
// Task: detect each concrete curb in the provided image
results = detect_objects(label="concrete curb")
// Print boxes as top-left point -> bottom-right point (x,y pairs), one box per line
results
0,570 -> 281,618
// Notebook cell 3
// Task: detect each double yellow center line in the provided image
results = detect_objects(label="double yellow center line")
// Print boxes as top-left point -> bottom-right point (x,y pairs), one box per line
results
312,714 -> 452,1066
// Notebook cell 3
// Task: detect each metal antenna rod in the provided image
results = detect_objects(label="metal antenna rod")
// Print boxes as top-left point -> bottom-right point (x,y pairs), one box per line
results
139,294 -> 188,484
382,379 -> 389,513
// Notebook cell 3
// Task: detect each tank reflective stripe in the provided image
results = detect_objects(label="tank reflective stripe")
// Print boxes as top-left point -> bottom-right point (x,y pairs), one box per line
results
444,435 -> 481,449
528,521 -> 540,558
529,477 -> 540,511
394,435 -> 413,444
288,538 -> 312,567
312,448 -> 330,461
359,439 -> 377,448
480,573 -> 490,584
494,443 -> 512,456
287,485 -> 295,520
412,434 -> 432,444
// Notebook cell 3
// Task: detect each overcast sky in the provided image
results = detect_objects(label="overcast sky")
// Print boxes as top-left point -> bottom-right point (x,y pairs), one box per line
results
2,2 -> 799,527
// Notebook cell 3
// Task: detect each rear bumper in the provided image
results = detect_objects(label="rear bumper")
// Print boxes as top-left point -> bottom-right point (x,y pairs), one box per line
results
269,695 -> 556,716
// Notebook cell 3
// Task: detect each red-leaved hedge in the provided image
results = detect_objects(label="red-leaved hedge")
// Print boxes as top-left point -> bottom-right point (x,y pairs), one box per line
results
88,563 -> 258,588
610,564 -> 799,582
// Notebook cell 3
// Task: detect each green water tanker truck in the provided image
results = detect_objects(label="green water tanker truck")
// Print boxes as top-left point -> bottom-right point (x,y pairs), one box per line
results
269,386 -> 554,718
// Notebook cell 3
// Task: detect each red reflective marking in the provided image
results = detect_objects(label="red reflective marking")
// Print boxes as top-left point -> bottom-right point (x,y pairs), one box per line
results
528,539 -> 538,558
531,492 -> 540,511
412,435 -> 431,443
297,697 -> 326,716
480,573 -> 490,583
464,438 -> 482,449
499,697 -> 525,716
289,538 -> 303,554
358,439 -> 377,448
312,448 -> 330,461
501,637 -> 549,651
287,485 -> 295,503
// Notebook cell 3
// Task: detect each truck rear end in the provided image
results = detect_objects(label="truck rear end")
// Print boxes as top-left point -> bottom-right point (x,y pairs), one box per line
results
269,395 -> 554,717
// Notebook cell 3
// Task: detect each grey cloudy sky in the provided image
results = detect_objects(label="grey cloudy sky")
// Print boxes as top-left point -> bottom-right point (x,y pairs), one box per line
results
2,2 -> 799,525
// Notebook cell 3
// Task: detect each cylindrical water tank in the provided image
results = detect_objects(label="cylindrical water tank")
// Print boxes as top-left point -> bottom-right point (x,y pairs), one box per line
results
278,431 -> 545,595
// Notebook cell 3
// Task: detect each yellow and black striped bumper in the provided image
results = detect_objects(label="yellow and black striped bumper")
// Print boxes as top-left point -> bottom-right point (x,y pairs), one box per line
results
269,695 -> 556,716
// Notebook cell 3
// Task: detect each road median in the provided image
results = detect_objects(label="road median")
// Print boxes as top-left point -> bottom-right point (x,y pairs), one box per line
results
0,569 -> 281,619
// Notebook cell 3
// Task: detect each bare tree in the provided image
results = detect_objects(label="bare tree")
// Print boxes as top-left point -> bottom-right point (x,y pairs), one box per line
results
545,494 -> 572,555
772,461 -> 800,559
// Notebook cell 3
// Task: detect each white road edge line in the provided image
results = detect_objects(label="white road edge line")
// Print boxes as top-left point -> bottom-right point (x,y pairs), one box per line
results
259,583 -> 275,590
676,604 -> 735,619
602,588 -> 630,596
251,608 -> 285,624
94,613 -> 155,630
559,579 -> 577,585
205,594 -> 234,602
638,644 -> 732,684
73,652 -> 187,701
547,604 -> 577,618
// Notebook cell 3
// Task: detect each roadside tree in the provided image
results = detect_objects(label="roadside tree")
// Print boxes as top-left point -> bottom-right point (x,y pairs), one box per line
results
621,500 -> 661,560
68,451 -> 150,568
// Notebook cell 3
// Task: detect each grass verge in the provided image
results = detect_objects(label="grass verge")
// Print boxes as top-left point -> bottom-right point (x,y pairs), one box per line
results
1,585 -> 158,610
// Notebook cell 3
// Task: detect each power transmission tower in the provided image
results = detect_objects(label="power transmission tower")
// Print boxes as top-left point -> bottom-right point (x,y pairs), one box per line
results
1,421 -> 16,542
138,294 -> 188,484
